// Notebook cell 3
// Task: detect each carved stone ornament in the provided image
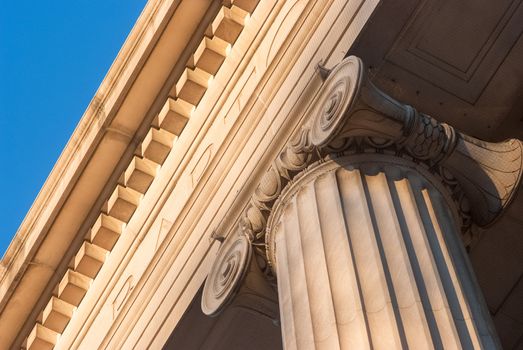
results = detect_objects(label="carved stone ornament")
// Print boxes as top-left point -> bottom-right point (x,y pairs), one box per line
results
202,229 -> 279,318
314,57 -> 523,228
201,231 -> 252,316
202,56 -> 523,315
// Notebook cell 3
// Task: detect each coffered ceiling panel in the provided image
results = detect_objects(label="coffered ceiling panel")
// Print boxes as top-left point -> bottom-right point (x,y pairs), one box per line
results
386,0 -> 523,103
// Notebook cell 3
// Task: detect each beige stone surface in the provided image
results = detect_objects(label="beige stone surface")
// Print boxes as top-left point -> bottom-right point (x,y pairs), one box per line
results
73,242 -> 108,280
268,157 -> 498,349
85,1 -> 378,349
350,6 -> 523,344
57,270 -> 92,307
26,324 -> 59,350
88,214 -> 125,251
41,297 -> 76,334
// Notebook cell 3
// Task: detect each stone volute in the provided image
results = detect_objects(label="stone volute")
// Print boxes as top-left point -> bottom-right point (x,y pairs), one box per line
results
202,56 -> 523,349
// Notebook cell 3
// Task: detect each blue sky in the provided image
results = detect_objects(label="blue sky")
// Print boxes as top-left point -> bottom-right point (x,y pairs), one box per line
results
0,1 -> 148,257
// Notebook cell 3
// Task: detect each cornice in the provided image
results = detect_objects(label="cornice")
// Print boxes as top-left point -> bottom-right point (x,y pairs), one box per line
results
1,0 -> 174,277
0,1 -> 186,341
11,1 -> 263,348
0,0 -> 273,348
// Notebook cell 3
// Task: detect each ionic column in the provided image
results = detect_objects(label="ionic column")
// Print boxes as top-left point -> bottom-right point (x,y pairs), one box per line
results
202,56 -> 522,350
266,155 -> 498,350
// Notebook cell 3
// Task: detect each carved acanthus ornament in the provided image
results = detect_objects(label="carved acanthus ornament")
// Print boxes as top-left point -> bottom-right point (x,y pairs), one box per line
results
202,56 -> 523,316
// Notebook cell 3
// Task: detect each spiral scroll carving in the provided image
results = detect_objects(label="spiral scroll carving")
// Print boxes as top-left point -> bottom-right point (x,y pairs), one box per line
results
309,57 -> 363,147
202,233 -> 252,316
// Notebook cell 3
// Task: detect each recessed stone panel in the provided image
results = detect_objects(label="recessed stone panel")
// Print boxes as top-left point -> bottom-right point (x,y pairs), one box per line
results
386,0 -> 523,103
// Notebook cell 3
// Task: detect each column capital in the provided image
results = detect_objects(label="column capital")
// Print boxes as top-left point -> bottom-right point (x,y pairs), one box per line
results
306,56 -> 523,228
238,56 -> 522,250
202,55 -> 523,317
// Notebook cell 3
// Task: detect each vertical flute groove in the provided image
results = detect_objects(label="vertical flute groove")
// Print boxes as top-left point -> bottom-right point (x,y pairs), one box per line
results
361,173 -> 410,349
316,172 -> 370,349
284,200 -> 316,349
314,172 -> 369,349
412,181 -> 477,349
388,176 -> 445,349
313,175 -> 342,346
335,170 -> 375,349
269,159 -> 499,350
400,177 -> 464,348
275,222 -> 298,350
338,169 -> 402,349
420,189 -> 482,349
297,184 -> 340,349
427,190 -> 499,349
365,171 -> 433,349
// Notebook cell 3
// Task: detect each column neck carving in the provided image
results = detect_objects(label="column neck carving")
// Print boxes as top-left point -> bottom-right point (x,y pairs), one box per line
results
202,56 -> 523,316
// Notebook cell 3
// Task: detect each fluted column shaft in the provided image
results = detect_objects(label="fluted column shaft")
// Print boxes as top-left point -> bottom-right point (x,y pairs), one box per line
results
266,155 -> 499,350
